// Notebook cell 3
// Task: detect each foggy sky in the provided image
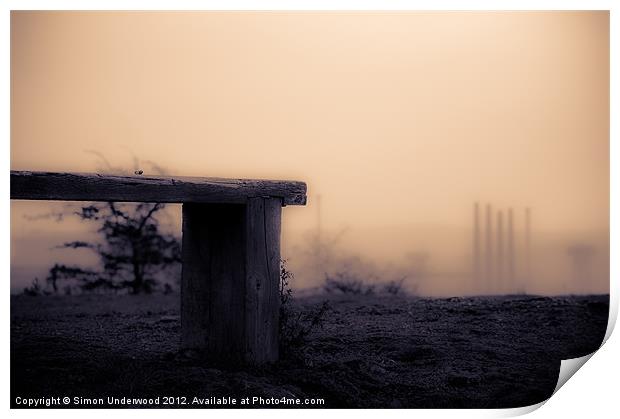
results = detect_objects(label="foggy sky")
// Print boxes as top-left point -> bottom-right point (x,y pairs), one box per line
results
10,11 -> 609,295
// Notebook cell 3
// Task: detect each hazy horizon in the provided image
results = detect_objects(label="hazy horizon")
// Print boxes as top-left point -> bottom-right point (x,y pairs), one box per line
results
11,11 -> 609,296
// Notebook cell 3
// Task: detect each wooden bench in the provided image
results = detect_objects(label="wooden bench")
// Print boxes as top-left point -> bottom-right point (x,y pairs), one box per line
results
10,170 -> 307,364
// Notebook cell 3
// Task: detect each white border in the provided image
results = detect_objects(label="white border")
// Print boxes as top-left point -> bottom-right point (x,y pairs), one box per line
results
2,1 -> 617,418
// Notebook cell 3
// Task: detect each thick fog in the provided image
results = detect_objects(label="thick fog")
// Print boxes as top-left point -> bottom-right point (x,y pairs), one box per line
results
10,11 -> 609,295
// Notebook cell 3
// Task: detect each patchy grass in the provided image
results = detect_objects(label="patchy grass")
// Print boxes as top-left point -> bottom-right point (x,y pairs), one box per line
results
11,292 -> 608,408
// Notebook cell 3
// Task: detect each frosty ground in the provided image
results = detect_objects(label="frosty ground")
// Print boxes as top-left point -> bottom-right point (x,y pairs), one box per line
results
11,292 -> 608,408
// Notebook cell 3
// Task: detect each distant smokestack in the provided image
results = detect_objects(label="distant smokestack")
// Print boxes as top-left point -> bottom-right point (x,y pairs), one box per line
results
507,208 -> 515,289
496,210 -> 504,293
316,194 -> 322,263
485,204 -> 493,291
473,202 -> 480,286
525,207 -> 531,285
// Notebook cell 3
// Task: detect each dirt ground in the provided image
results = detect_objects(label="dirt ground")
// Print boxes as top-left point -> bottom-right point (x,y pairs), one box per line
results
11,292 -> 609,408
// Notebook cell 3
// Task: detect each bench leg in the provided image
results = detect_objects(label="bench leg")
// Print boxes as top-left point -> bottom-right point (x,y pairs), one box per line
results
180,198 -> 281,364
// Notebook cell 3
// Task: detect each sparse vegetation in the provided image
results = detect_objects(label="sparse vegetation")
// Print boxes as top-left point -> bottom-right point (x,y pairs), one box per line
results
279,260 -> 330,358
382,277 -> 407,296
40,202 -> 181,294
323,272 -> 409,296
324,272 -> 376,295
23,278 -> 44,296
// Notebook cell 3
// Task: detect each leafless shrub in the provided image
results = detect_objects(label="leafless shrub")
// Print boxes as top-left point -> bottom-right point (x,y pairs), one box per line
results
323,272 -> 376,295
23,278 -> 44,296
324,272 -> 411,297
43,202 -> 181,294
382,277 -> 407,296
279,260 -> 330,358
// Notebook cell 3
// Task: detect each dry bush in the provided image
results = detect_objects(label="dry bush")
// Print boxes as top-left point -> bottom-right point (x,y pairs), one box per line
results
279,260 -> 330,358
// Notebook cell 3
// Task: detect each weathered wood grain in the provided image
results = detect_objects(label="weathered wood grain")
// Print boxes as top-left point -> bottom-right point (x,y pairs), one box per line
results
181,203 -> 247,363
11,171 -> 306,206
180,199 -> 281,364
245,197 -> 281,363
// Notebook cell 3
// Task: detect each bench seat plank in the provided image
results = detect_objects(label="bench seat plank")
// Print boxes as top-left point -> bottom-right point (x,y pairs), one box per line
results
10,171 -> 307,206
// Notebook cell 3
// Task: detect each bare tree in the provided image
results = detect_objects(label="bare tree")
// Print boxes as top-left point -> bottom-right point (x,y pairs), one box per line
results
46,201 -> 181,294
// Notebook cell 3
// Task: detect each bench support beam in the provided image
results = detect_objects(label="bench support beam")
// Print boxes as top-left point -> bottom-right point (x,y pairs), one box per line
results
180,198 -> 281,364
